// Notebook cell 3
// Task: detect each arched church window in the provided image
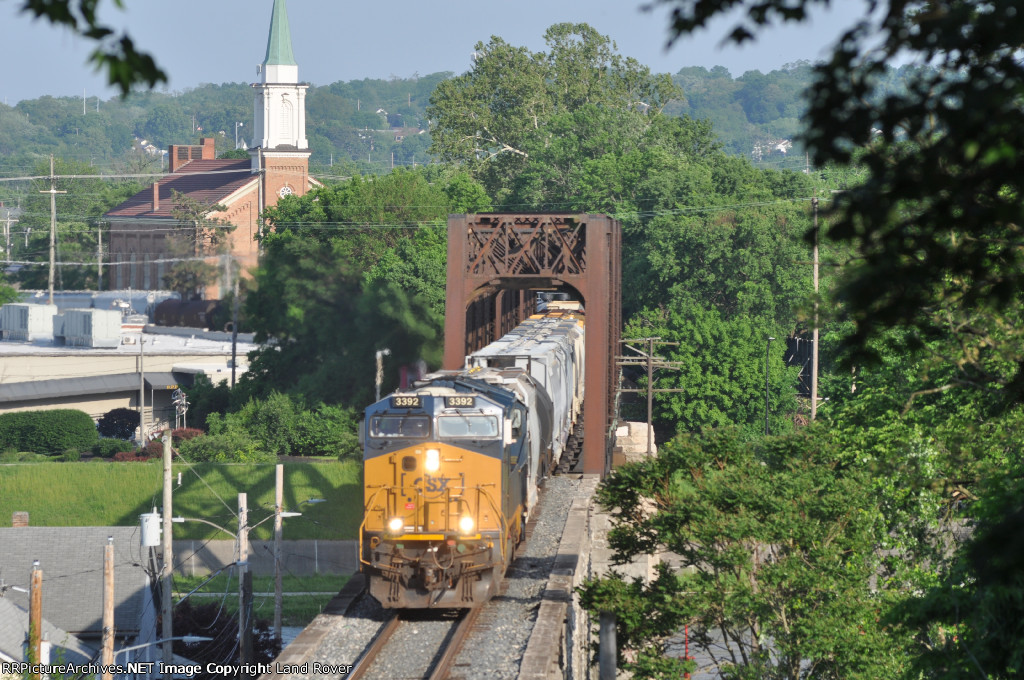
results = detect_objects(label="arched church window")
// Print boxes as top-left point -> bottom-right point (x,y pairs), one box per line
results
280,96 -> 293,139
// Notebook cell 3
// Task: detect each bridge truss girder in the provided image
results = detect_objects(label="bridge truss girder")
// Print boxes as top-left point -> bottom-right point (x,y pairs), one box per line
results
443,213 -> 622,475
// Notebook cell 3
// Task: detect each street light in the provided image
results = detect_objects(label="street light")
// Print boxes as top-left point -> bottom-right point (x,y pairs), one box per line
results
234,122 -> 244,149
272,494 -> 326,645
765,337 -> 775,436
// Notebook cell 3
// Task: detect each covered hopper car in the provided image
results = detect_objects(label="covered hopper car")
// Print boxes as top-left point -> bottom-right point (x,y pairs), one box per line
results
360,303 -> 585,608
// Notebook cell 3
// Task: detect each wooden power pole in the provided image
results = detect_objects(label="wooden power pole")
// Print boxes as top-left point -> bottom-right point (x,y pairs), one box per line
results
161,434 -> 174,667
273,464 -> 284,647
39,155 -> 66,305
28,561 -> 42,680
102,537 -> 115,680
617,338 -> 685,456
238,493 -> 251,667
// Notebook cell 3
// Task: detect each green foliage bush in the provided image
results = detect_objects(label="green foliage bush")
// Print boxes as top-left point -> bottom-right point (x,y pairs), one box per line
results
176,433 -> 275,463
0,450 -> 50,463
60,449 -> 81,462
0,410 -> 99,455
183,374 -> 232,431
93,438 -> 137,458
173,394 -> 358,462
204,393 -> 360,459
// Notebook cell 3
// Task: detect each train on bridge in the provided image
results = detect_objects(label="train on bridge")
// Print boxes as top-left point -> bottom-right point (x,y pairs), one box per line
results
359,301 -> 585,608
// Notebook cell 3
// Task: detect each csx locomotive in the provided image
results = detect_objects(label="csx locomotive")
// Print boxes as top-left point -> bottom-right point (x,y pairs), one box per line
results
360,302 -> 585,608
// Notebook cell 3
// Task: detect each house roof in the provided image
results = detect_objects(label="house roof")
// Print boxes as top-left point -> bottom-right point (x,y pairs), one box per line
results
0,373 -> 138,403
0,527 -> 150,637
0,599 -> 97,667
104,159 -> 255,221
0,372 -> 186,403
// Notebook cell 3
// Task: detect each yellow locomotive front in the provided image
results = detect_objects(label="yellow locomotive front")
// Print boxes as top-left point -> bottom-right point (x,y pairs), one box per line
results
360,385 -> 527,608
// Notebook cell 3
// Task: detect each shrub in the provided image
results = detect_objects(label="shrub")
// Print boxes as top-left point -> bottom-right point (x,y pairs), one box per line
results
0,410 -> 99,455
60,449 -> 81,462
112,450 -> 157,462
183,374 -> 232,431
170,427 -> 204,442
206,394 -> 360,459
93,438 -> 137,458
293,405 -> 360,459
97,407 -> 140,440
141,440 -> 164,458
177,433 -> 274,463
0,450 -> 49,463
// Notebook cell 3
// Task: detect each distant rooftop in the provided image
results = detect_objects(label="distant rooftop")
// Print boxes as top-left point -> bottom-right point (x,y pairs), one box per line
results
105,158 -> 254,220
0,326 -> 257,356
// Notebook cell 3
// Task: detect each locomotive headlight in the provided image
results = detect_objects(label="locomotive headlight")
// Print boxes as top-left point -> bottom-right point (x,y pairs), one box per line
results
388,517 -> 404,534
459,515 -> 475,534
425,448 -> 441,472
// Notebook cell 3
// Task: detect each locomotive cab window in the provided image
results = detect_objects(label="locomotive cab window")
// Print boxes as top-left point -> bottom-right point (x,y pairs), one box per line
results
511,409 -> 524,441
437,415 -> 499,438
370,415 -> 430,438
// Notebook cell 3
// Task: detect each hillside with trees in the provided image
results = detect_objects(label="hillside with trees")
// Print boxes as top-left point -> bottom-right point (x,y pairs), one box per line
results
2,62 -> 918,182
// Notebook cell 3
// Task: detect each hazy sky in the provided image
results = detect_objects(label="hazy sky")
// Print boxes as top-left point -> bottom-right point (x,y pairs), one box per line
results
1,0 -> 867,105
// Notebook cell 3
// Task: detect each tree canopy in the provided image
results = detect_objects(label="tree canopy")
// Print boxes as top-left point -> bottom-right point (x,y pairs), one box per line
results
428,23 -> 680,201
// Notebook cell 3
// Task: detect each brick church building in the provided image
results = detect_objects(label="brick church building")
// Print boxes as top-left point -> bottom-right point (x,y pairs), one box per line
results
105,0 -> 315,298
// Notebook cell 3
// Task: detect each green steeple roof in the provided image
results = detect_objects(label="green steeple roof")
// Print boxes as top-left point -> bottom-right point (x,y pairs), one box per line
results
263,0 -> 297,66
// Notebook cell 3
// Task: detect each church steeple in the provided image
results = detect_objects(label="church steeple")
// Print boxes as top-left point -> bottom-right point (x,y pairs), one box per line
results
252,0 -> 308,152
262,0 -> 297,81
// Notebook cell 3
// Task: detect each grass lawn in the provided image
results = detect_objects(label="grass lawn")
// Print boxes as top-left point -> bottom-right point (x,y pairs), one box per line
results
174,573 -> 350,627
0,461 -> 362,540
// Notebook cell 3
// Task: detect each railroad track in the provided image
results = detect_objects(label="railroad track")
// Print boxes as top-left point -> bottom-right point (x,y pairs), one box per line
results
348,606 -> 483,680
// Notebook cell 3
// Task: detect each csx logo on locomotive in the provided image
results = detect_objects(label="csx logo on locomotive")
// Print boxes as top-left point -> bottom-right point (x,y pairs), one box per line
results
399,472 -> 466,494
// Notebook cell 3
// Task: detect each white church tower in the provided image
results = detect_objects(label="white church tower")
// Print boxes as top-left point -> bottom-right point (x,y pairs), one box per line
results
252,0 -> 311,204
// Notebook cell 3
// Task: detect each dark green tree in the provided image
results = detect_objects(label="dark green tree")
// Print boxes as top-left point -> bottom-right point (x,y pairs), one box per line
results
243,169 -> 490,406
428,23 -> 680,201
97,407 -> 140,439
657,0 -> 1024,392
163,190 -> 230,300
581,426 -> 914,679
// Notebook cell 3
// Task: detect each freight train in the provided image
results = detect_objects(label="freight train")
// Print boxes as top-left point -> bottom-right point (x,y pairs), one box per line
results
359,302 -> 585,608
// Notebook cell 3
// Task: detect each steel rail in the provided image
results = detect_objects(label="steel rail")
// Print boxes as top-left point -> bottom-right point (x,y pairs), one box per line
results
347,614 -> 401,680
427,607 -> 481,680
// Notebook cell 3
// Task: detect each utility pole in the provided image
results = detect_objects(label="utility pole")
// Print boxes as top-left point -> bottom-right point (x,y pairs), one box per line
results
617,338 -> 684,456
1,206 -> 16,263
161,434 -> 174,667
138,335 -> 146,444
811,197 -> 820,421
238,493 -> 251,667
29,561 -> 42,680
231,275 -> 239,387
273,464 -> 284,647
39,155 -> 66,305
97,221 -> 103,291
102,537 -> 114,680
766,337 -> 776,435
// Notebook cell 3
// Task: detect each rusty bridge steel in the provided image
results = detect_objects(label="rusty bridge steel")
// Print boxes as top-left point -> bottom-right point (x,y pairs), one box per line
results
443,213 -> 622,475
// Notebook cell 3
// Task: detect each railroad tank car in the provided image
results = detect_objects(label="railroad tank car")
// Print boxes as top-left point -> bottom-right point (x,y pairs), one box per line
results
360,303 -> 584,608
